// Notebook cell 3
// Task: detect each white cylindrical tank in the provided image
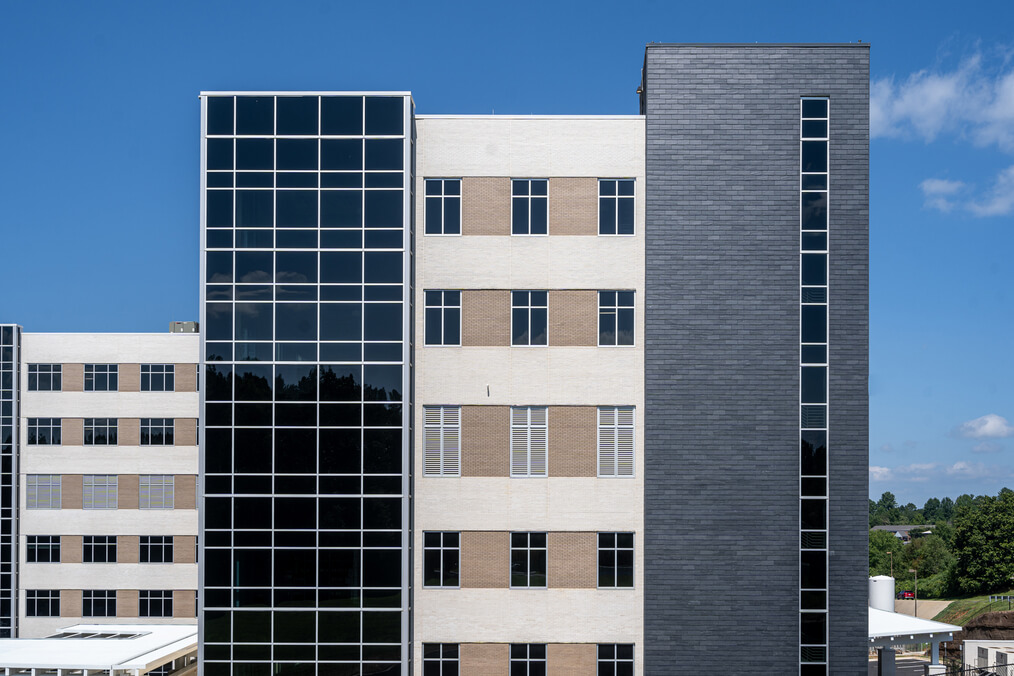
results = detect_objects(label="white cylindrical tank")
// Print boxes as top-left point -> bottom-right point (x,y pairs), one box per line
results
870,575 -> 896,612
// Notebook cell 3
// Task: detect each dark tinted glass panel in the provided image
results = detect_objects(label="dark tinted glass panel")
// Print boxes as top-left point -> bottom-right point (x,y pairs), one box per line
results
206,173 -> 233,188
235,230 -> 272,249
236,97 -> 274,135
801,366 -> 826,404
236,172 -> 273,188
236,191 -> 273,227
364,252 -> 402,283
800,551 -> 826,589
365,230 -> 403,249
364,365 -> 402,402
365,172 -> 403,188
235,285 -> 272,301
319,430 -> 361,475
207,97 -> 234,135
276,304 -> 317,341
365,191 -> 403,228
800,499 -> 826,530
802,119 -> 827,138
363,430 -> 401,474
321,230 -> 362,249
801,305 -> 827,344
801,287 -> 827,303
277,139 -> 318,170
206,252 -> 233,283
235,364 -> 273,401
321,252 -> 362,283
801,174 -> 827,190
236,139 -> 273,170
320,366 -> 362,403
512,199 -> 528,234
801,477 -> 826,497
276,173 -> 317,188
802,99 -> 828,119
207,191 -> 233,228
801,232 -> 827,251
207,139 -> 234,170
322,173 -> 362,189
322,97 -> 363,135
275,343 -> 316,361
321,139 -> 362,170
321,191 -> 363,227
205,365 -> 232,401
320,304 -> 362,341
206,230 -> 232,249
276,229 -> 317,248
276,96 -> 318,135
800,611 -> 826,645
426,197 -> 442,233
801,193 -> 827,230
236,251 -> 272,283
801,590 -> 827,610
801,141 -> 827,173
365,97 -> 403,135
276,191 -> 317,228
364,343 -> 401,362
365,139 -> 403,170
206,304 -> 233,340
801,345 -> 826,364
206,342 -> 232,362
801,431 -> 827,475
276,252 -> 317,284
801,254 -> 826,286
364,304 -> 402,341
235,303 -> 273,341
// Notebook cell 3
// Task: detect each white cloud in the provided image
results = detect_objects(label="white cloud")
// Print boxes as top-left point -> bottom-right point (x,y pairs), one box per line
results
946,461 -> 997,479
920,177 -> 967,212
870,466 -> 893,481
967,164 -> 1014,216
870,463 -> 938,482
972,441 -> 1003,453
959,413 -> 1014,439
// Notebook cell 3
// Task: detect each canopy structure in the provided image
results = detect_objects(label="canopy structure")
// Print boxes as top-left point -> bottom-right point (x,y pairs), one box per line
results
869,607 -> 961,675
0,624 -> 197,676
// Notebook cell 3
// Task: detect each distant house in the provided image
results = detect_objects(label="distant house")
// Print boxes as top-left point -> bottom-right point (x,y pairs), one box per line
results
871,525 -> 935,542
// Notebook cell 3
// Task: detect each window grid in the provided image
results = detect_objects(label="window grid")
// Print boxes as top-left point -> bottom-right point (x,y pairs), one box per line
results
424,179 -> 461,235
510,532 -> 547,588
422,643 -> 459,675
598,291 -> 635,346
83,536 -> 117,563
422,531 -> 460,588
511,291 -> 548,347
83,590 -> 116,617
510,407 -> 548,477
27,418 -> 61,445
140,475 -> 175,509
27,364 -> 61,391
83,475 -> 118,509
597,407 -> 635,477
598,532 -> 634,589
26,590 -> 60,617
597,644 -> 635,676
140,590 -> 174,618
423,406 -> 460,476
424,290 -> 461,346
509,643 -> 547,675
26,536 -> 60,563
598,179 -> 635,235
141,364 -> 175,392
84,418 -> 118,445
140,536 -> 174,563
84,364 -> 118,391
26,475 -> 61,510
511,179 -> 548,235
141,418 -> 175,446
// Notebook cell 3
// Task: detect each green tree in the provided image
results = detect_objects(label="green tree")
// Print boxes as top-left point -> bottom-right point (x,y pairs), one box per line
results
939,497 -> 955,521
923,497 -> 941,522
902,533 -> 953,577
951,489 -> 1014,594
870,529 -> 900,576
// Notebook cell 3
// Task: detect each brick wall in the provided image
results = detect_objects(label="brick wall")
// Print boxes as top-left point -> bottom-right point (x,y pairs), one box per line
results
461,290 -> 510,347
462,177 -> 510,236
547,407 -> 597,477
548,178 -> 599,235
548,291 -> 598,347
62,364 -> 83,392
119,363 -> 141,392
547,532 -> 597,589
461,406 -> 509,477
175,363 -> 198,392
460,531 -> 509,588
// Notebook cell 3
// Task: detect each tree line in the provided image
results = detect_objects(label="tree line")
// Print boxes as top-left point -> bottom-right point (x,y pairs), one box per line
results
869,488 -> 1014,598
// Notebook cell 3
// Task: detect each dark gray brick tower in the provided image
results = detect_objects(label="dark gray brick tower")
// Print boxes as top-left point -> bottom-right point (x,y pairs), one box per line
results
642,44 -> 869,674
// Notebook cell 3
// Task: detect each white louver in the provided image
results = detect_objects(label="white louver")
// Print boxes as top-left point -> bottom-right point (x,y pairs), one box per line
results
423,406 -> 461,477
599,406 -> 635,477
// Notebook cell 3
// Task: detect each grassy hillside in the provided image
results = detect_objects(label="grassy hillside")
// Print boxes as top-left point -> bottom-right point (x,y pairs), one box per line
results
933,590 -> 1014,626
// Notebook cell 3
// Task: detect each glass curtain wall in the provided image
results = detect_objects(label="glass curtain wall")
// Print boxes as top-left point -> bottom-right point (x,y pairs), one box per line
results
0,325 -> 19,637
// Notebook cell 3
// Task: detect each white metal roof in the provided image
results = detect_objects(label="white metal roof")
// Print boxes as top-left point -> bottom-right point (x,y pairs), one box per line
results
0,624 -> 196,670
869,607 -> 962,647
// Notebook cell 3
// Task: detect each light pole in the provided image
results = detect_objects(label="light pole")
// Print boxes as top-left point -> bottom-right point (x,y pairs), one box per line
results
910,568 -> 919,617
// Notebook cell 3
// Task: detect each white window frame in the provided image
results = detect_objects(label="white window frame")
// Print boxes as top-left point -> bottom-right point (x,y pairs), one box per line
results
424,290 -> 462,346
140,475 -> 175,509
510,407 -> 547,477
423,406 -> 461,476
598,178 -> 636,236
27,364 -> 61,392
511,179 -> 548,236
83,475 -> 118,510
141,418 -> 175,446
509,644 -> 547,673
141,364 -> 175,392
27,418 -> 61,445
598,290 -> 636,347
424,178 -> 462,236
511,291 -> 548,347
598,406 -> 635,477
26,475 -> 61,509
139,590 -> 174,618
26,590 -> 60,617
84,364 -> 118,392
140,535 -> 174,563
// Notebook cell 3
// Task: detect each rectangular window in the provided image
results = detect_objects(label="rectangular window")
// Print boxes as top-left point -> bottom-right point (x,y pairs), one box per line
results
84,418 -> 118,445
510,532 -> 547,588
140,475 -> 175,509
511,291 -> 548,346
26,590 -> 60,617
83,535 -> 117,563
422,643 -> 459,675
423,406 -> 461,477
511,179 -> 548,235
598,407 -> 635,477
424,290 -> 461,346
597,644 -> 635,675
598,532 -> 634,588
27,364 -> 61,391
83,475 -> 117,509
509,644 -> 547,674
424,178 -> 461,235
599,291 -> 635,346
83,590 -> 116,617
139,590 -> 173,618
26,536 -> 61,563
141,364 -> 175,392
27,418 -> 62,445
141,418 -> 175,446
26,475 -> 61,509
599,179 -> 635,235
422,531 -> 460,588
510,407 -> 547,477
140,536 -> 174,563
84,364 -> 118,391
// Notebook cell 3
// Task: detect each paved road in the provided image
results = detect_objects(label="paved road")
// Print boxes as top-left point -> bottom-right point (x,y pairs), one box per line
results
895,599 -> 952,619
869,657 -> 934,674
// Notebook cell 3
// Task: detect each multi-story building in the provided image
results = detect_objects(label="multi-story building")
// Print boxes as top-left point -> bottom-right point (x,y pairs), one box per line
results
2,327 -> 201,637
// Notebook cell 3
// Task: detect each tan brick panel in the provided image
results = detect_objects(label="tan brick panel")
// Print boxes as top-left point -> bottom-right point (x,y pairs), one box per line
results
117,589 -> 139,618
62,418 -> 84,446
460,531 -> 509,589
461,406 -> 509,477
119,475 -> 139,509
175,475 -> 197,509
63,364 -> 84,392
548,532 -> 598,589
62,475 -> 83,509
461,290 -> 510,347
548,178 -> 599,236
548,290 -> 598,347
119,364 -> 140,392
175,419 -> 198,446
174,590 -> 197,618
547,644 -> 598,675
460,643 -> 509,676
60,589 -> 82,617
119,418 -> 140,446
175,363 -> 198,392
461,177 -> 510,236
174,535 -> 197,564
548,407 -> 597,477
119,535 -> 140,563
61,535 -> 83,563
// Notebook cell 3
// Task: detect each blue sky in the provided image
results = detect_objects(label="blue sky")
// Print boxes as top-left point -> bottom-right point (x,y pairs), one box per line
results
1,0 -> 1012,505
